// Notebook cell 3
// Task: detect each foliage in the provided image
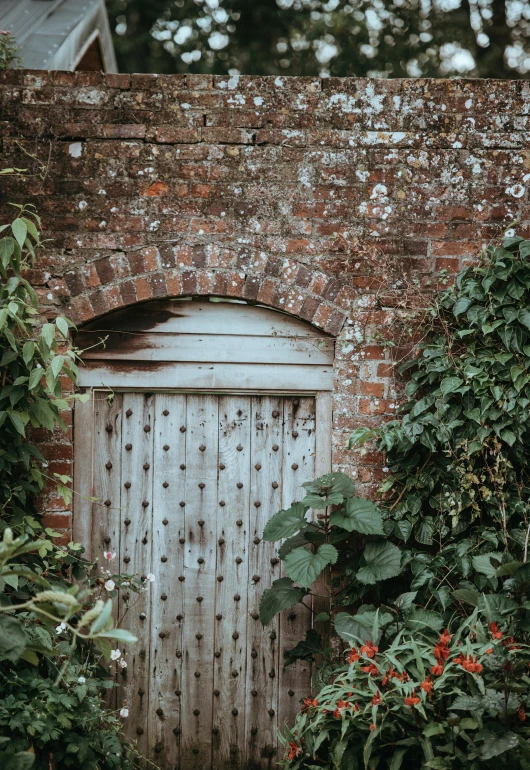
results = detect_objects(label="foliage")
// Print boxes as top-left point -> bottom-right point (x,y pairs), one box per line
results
261,232 -> 530,766
107,0 -> 529,78
0,31 -> 21,70
281,613 -> 530,770
0,198 -> 140,768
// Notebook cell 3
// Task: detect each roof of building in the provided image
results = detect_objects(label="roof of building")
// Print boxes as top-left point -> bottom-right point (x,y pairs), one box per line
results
1,0 -> 117,72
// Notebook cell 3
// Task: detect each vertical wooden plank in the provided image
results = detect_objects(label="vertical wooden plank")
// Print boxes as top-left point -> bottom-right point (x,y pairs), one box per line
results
72,390 -> 95,554
91,391 -> 123,566
119,393 -> 155,758
313,392 -> 333,642
180,395 -> 218,770
211,396 -> 251,769
148,393 -> 187,768
278,396 -> 315,732
246,396 -> 283,770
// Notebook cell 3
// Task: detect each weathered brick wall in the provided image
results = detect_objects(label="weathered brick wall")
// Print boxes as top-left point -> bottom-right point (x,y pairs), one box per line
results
1,69 -> 529,542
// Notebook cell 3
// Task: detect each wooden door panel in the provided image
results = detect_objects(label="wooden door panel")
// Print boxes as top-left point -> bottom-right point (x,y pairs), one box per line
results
81,392 -> 319,770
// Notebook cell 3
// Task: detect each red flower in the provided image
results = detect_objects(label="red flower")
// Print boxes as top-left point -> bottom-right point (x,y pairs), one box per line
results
501,636 -> 519,651
369,723 -> 376,732
287,741 -> 303,760
348,647 -> 360,663
485,647 -> 493,655
361,664 -> 378,676
333,699 -> 350,719
519,707 -> 526,722
431,664 -> 444,676
455,654 -> 483,674
371,691 -> 382,706
353,701 -> 360,712
420,676 -> 433,693
397,670 -> 409,682
404,690 -> 421,707
360,641 -> 379,659
301,697 -> 318,711
439,629 -> 452,645
381,667 -> 398,686
434,642 -> 450,661
489,622 -> 503,640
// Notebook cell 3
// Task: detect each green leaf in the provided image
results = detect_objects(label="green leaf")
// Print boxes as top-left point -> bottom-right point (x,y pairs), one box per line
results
453,297 -> 473,316
0,237 -> 14,267
28,367 -> 43,390
284,544 -> 338,588
0,616 -> 26,662
262,503 -> 309,541
356,541 -> 402,585
452,588 -> 479,607
283,628 -> 323,667
480,731 -> 519,760
440,376 -> 463,395
89,599 -> 113,634
7,411 -> 26,436
259,577 -> 306,626
99,628 -> 138,644
406,609 -> 444,631
55,316 -> 69,337
11,218 -> 27,249
330,496 -> 384,535
472,552 -> 502,578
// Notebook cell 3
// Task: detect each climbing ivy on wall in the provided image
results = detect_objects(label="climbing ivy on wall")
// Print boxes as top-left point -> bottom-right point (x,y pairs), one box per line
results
260,232 -> 530,768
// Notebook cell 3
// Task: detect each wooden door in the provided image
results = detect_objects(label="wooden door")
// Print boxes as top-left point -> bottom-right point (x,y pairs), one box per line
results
80,390 -> 318,770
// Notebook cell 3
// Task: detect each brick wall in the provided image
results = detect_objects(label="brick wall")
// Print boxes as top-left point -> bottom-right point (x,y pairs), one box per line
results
1,70 -> 529,543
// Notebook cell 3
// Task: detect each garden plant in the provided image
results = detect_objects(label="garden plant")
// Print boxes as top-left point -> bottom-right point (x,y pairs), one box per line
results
261,232 -> 530,769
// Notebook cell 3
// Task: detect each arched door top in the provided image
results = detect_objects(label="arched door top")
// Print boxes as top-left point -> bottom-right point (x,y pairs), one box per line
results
76,297 -> 335,392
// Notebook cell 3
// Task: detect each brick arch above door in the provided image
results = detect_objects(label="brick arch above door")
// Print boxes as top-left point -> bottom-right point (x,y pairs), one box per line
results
63,258 -> 353,337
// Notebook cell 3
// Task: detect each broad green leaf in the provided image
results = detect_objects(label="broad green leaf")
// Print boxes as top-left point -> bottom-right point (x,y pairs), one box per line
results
7,411 -> 26,436
440,376 -> 463,395
406,609 -> 444,631
262,503 -> 309,541
89,598 -> 113,634
283,628 -> 323,667
480,731 -> 519,760
356,541 -> 402,585
452,588 -> 479,606
0,237 -> 14,267
518,308 -> 530,330
453,297 -> 473,316
330,496 -> 384,535
28,367 -> 43,390
0,616 -> 26,662
472,553 -> 501,578
55,316 -> 69,337
11,218 -> 27,249
394,591 -> 417,610
259,577 -> 306,626
284,544 -> 338,588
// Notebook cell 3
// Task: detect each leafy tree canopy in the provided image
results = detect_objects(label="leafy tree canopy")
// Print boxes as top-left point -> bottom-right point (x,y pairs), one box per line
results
106,0 -> 530,79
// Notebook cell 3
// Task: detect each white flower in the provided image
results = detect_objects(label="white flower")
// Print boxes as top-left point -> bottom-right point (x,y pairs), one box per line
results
505,228 -> 515,237
120,659 -> 128,669
56,622 -> 67,633
122,581 -> 130,586
104,579 -> 116,591
104,551 -> 117,561
145,573 -> 155,583
119,707 -> 129,718
77,676 -> 86,684
110,649 -> 121,661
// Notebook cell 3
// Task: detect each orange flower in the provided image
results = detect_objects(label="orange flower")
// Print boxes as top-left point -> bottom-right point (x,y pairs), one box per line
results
360,641 -> 379,659
381,667 -> 397,686
519,707 -> 526,722
439,629 -> 452,645
420,676 -> 433,693
431,664 -> 444,676
502,636 -> 520,651
371,691 -> 382,706
287,741 -> 303,760
301,697 -> 318,711
485,648 -> 493,654
353,702 -> 360,712
404,691 -> 421,707
434,642 -> 450,661
455,654 -> 483,674
348,647 -> 360,663
361,664 -> 378,676
333,699 -> 350,719
489,622 -> 502,640
369,723 -> 376,731
397,670 -> 409,682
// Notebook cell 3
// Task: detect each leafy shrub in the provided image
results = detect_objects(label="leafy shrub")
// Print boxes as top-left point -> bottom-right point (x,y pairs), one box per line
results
0,199 -> 139,768
260,233 -> 530,767
281,612 -> 530,769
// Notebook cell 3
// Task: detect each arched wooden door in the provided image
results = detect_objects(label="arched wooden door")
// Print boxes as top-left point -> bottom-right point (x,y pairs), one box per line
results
73,299 -> 334,770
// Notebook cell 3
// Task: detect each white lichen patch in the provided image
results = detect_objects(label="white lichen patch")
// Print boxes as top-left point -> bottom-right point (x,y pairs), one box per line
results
69,142 -> 83,158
